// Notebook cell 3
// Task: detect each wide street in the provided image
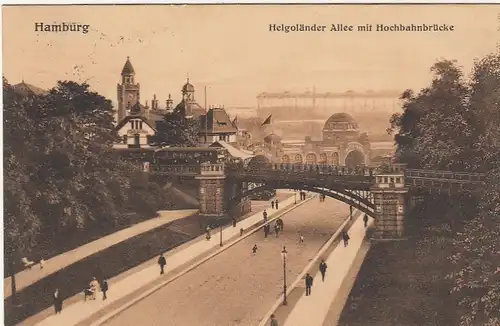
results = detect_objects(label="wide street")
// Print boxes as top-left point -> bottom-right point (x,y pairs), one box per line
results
103,197 -> 349,326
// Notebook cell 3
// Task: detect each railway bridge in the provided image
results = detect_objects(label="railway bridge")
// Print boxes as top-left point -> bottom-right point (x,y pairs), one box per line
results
148,158 -> 485,239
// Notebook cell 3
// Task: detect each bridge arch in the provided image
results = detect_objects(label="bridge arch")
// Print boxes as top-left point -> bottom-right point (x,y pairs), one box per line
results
281,154 -> 290,164
232,183 -> 376,219
293,154 -> 303,164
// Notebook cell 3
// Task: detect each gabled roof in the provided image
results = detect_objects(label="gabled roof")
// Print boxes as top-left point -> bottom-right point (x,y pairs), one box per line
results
12,81 -> 48,97
200,108 -> 238,134
115,115 -> 157,132
121,57 -> 135,75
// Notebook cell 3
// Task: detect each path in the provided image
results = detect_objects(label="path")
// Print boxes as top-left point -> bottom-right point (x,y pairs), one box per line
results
103,197 -> 349,326
4,209 -> 197,298
32,192 -> 300,326
283,215 -> 373,326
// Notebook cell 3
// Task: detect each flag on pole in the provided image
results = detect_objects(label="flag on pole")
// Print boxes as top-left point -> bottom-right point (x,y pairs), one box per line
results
261,114 -> 272,126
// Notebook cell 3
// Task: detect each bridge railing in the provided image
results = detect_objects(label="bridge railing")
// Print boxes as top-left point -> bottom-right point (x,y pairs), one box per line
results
239,163 -> 377,177
151,164 -> 200,174
405,169 -> 486,182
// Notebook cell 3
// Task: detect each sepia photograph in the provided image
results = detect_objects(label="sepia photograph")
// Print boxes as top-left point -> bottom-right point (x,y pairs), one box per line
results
3,4 -> 500,326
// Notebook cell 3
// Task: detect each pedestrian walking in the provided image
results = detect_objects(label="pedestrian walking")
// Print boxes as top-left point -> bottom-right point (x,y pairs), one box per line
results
101,278 -> 109,300
263,210 -> 268,222
271,200 -> 275,209
252,244 -> 258,255
264,224 -> 269,238
270,314 -> 278,326
158,253 -> 167,275
240,228 -> 244,236
363,214 -> 369,228
342,231 -> 350,247
277,218 -> 284,231
232,217 -> 237,227
274,224 -> 279,237
40,257 -> 45,269
53,288 -> 63,314
305,273 -> 313,296
206,225 -> 212,240
89,277 -> 99,300
319,259 -> 327,282
275,200 -> 279,209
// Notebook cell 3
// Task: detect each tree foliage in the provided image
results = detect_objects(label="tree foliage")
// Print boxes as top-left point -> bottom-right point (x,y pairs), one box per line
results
4,79 -> 168,269
389,52 -> 500,324
155,106 -> 200,147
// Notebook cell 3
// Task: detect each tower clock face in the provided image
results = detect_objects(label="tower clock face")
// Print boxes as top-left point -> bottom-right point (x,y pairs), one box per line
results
128,93 -> 136,101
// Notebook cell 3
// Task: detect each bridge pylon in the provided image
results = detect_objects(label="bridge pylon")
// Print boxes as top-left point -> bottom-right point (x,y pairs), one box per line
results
370,165 -> 408,239
195,163 -> 227,217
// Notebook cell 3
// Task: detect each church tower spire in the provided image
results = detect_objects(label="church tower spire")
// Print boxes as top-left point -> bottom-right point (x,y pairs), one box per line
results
117,56 -> 140,122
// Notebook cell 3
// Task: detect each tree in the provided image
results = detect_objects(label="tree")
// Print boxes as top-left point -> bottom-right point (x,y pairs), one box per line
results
388,60 -> 474,170
3,78 -> 42,303
448,52 -> 500,325
155,106 -> 200,147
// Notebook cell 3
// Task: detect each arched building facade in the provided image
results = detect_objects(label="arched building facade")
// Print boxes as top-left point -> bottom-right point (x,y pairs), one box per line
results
264,113 -> 371,168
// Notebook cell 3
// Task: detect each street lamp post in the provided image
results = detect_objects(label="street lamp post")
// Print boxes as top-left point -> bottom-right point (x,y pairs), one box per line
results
219,222 -> 223,247
281,246 -> 288,305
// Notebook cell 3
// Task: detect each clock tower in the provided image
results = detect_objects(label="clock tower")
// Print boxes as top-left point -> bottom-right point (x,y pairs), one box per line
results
117,56 -> 140,122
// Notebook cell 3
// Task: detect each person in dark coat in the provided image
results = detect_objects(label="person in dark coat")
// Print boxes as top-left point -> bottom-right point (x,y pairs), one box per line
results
363,214 -> 369,228
264,224 -> 269,238
53,288 -> 63,314
101,278 -> 109,300
274,223 -> 279,237
319,259 -> 327,282
271,200 -> 275,209
275,200 -> 279,209
158,253 -> 167,275
232,217 -> 237,227
305,273 -> 313,296
342,231 -> 350,247
263,210 -> 268,222
277,218 -> 284,231
252,244 -> 258,255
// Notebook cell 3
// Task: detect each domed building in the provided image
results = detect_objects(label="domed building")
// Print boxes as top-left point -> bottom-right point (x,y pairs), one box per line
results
273,112 -> 371,168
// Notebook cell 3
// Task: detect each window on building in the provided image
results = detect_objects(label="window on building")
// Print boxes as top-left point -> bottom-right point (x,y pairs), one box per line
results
134,134 -> 140,145
139,121 -> 143,130
130,121 -> 134,129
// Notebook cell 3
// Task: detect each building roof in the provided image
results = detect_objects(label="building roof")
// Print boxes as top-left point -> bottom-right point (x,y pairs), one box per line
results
115,115 -> 157,132
175,100 -> 206,118
200,108 -> 238,134
210,141 -> 254,160
182,79 -> 195,93
121,57 -> 135,75
325,112 -> 357,124
12,81 -> 48,97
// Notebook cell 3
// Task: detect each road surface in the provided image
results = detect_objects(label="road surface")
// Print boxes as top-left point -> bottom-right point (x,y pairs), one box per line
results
104,197 -> 349,326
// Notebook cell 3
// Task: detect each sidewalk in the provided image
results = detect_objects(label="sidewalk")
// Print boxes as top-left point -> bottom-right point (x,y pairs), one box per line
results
33,192 -> 302,326
283,215 -> 373,326
4,209 -> 197,298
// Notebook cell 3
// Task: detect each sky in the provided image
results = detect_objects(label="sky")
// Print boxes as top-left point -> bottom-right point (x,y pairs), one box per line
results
3,4 -> 499,108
